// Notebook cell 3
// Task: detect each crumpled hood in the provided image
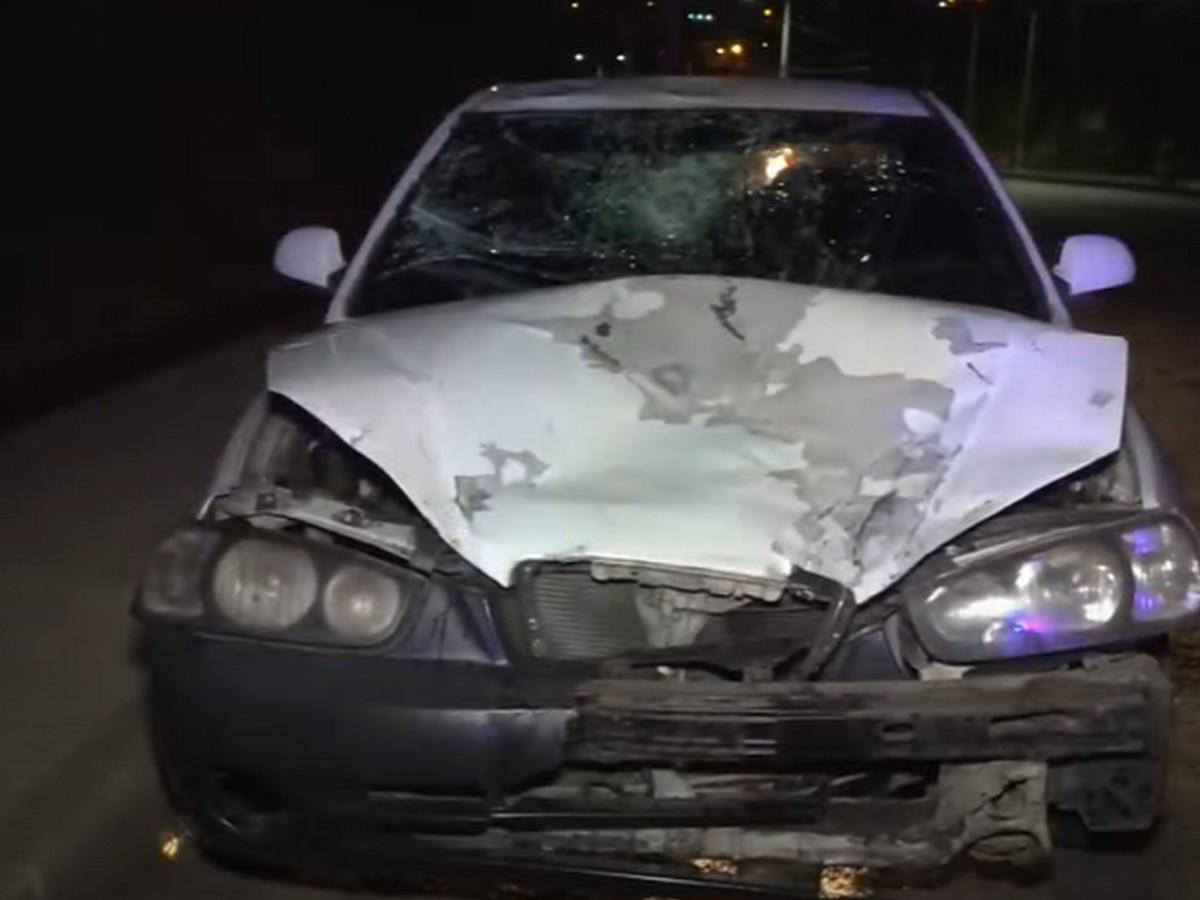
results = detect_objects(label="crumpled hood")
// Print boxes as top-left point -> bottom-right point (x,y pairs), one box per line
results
270,276 -> 1127,602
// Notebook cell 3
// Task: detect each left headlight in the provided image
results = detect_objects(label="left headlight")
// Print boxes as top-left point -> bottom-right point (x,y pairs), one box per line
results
907,514 -> 1200,663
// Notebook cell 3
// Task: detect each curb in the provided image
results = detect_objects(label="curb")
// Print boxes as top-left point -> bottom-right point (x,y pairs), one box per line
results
1001,169 -> 1200,199
0,701 -> 169,900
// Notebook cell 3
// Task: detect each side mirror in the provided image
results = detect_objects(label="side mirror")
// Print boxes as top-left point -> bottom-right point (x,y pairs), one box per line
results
273,226 -> 345,289
1053,234 -> 1136,297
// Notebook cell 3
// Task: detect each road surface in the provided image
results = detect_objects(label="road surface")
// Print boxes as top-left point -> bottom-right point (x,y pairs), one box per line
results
3,181 -> 1199,900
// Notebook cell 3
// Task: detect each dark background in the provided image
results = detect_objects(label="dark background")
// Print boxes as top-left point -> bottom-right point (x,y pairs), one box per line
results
8,0 -> 1200,425
8,1 -> 560,423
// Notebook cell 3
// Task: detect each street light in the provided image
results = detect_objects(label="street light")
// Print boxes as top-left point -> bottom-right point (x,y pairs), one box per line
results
730,43 -> 745,56
778,1 -> 792,78
573,52 -> 586,62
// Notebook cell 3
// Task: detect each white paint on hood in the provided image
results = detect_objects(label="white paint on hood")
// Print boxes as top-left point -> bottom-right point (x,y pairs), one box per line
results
270,276 -> 1127,602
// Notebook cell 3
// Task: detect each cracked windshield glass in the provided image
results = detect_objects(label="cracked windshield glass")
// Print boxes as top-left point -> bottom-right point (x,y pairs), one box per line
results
356,109 -> 1038,317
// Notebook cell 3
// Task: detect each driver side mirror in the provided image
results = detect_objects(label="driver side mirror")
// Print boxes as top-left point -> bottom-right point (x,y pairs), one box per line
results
273,226 -> 345,289
1054,234 -> 1136,297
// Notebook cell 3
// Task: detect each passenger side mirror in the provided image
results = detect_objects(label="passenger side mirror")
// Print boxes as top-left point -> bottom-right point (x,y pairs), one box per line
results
273,226 -> 345,289
1054,234 -> 1136,297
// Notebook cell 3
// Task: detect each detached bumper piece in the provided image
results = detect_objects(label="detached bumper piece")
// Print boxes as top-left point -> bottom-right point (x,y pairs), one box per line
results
196,760 -> 1049,897
570,656 -> 1162,765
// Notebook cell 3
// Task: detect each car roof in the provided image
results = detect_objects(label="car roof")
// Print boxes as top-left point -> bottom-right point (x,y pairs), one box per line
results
469,77 -> 930,118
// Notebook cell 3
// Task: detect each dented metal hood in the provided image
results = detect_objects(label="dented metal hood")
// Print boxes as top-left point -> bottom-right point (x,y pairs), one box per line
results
269,276 -> 1128,602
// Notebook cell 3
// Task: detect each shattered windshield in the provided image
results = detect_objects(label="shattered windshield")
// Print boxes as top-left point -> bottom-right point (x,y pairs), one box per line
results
354,109 -> 1040,317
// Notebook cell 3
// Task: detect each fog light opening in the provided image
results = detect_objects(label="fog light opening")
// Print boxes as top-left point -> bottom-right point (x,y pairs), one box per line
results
207,772 -> 290,838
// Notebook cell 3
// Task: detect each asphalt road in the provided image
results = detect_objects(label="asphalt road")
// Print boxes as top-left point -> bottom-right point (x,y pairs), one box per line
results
4,181 -> 1200,900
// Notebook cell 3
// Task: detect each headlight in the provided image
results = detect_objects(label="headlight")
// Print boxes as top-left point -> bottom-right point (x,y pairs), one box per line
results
139,529 -> 219,620
212,539 -> 319,631
138,526 -> 421,646
323,564 -> 405,642
908,514 -> 1200,663
1124,521 -> 1200,622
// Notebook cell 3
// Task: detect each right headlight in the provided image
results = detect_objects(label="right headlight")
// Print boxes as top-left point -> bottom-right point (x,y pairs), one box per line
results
322,563 -> 404,641
907,514 -> 1200,663
137,526 -> 420,646
213,539 -> 319,631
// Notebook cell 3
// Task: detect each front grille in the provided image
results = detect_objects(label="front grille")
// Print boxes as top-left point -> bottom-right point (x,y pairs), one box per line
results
511,562 -> 821,661
529,568 -> 643,659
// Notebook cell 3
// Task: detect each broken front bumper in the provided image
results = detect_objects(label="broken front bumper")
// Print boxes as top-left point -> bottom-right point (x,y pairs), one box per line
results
146,630 -> 1168,892
572,660 -> 1159,765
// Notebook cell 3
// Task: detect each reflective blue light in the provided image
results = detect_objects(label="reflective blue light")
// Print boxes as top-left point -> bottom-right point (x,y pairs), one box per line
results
1134,590 -> 1163,618
1124,527 -> 1163,558
1013,615 -> 1046,634
989,618 -> 1043,656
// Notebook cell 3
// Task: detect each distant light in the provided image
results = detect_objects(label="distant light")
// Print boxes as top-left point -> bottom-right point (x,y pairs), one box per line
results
570,1 -> 581,9
716,46 -> 726,55
646,0 -> 655,5
762,41 -> 770,48
706,12 -> 715,21
763,147 -> 797,185
730,43 -> 744,56
938,1 -> 948,6
763,7 -> 774,17
489,84 -> 500,92
616,53 -> 628,62
573,52 -> 586,62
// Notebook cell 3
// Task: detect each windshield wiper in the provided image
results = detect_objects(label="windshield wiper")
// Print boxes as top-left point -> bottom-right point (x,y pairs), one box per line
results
386,251 -> 574,284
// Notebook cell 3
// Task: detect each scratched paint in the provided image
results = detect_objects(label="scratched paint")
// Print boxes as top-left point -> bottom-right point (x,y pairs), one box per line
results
269,275 -> 1128,601
932,316 -> 1008,355
455,443 -> 551,520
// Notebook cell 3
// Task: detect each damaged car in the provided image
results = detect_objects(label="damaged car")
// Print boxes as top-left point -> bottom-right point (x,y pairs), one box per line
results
135,78 -> 1199,895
